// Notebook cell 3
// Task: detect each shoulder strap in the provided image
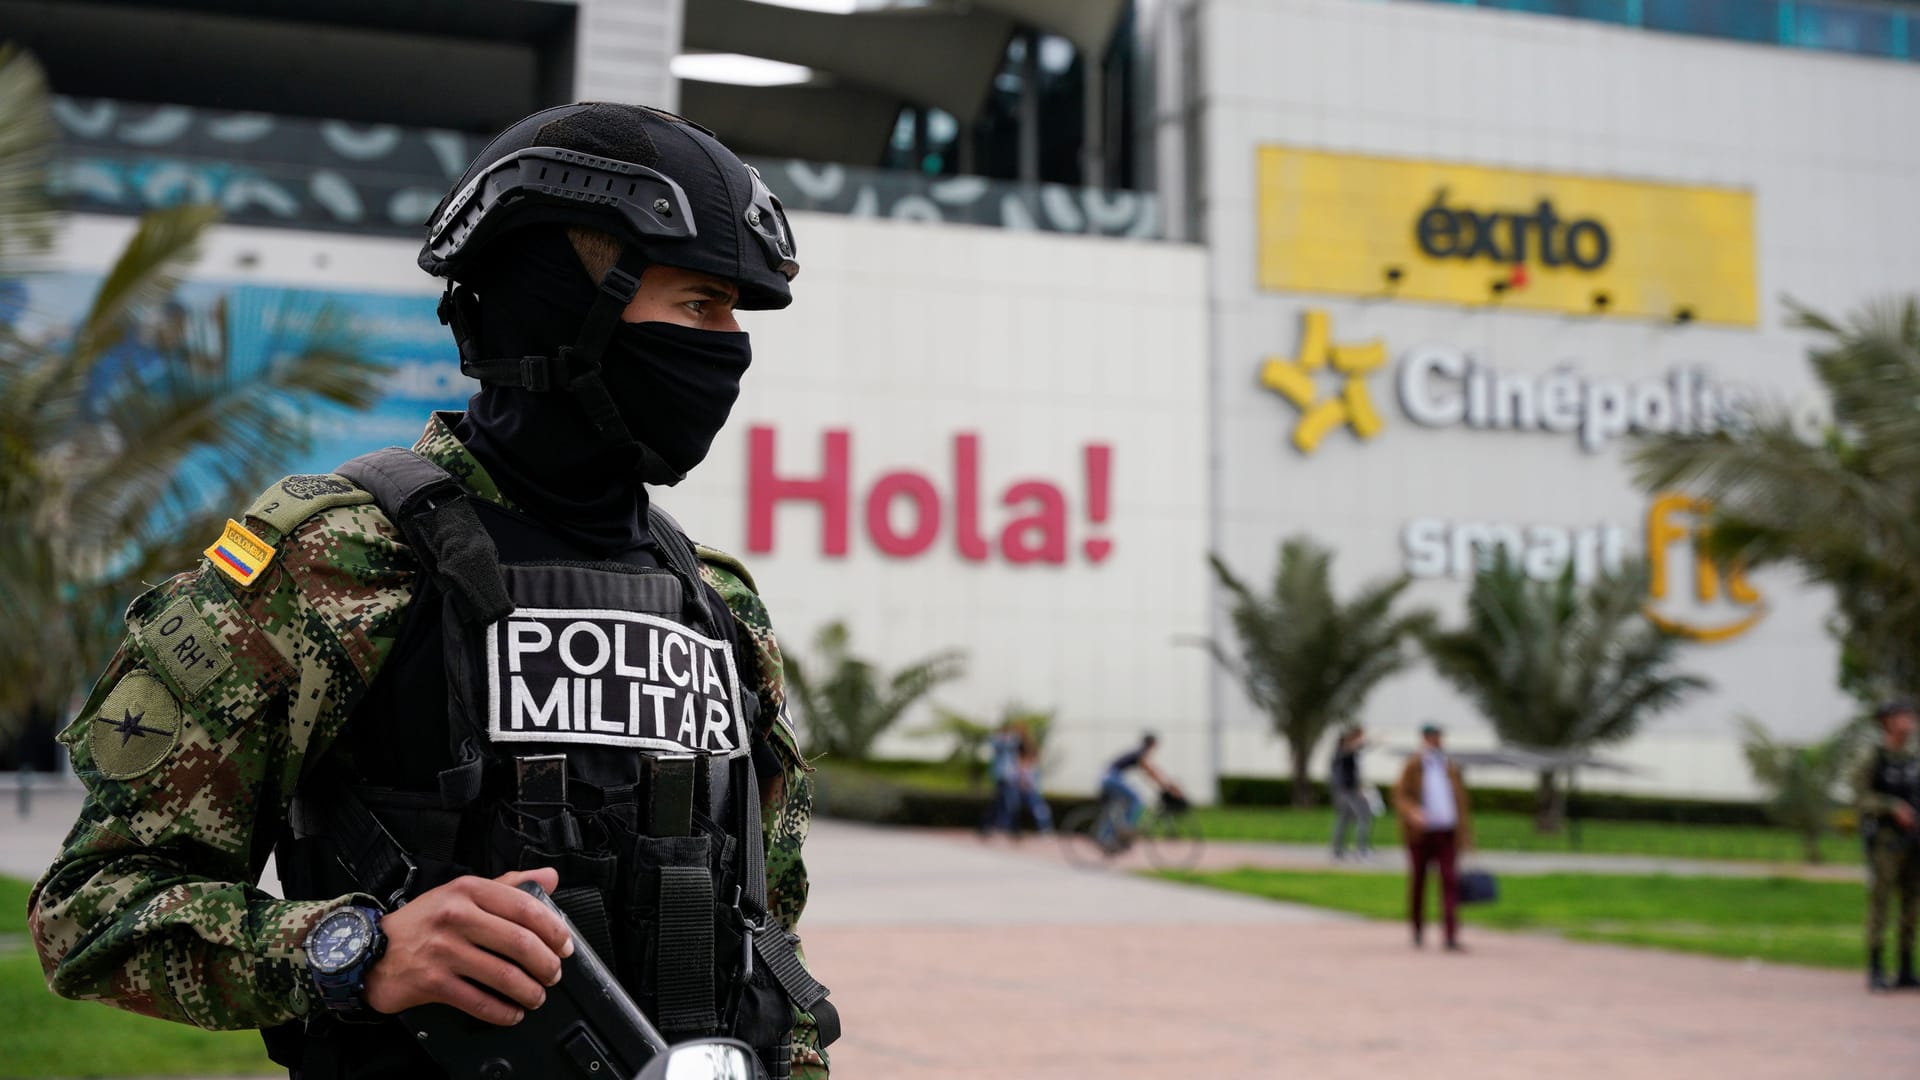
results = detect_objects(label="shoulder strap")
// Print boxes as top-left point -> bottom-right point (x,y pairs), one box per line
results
647,503 -> 720,634
336,447 -> 514,626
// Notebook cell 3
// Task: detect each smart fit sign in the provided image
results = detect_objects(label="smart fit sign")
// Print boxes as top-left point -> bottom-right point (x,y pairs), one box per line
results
1402,493 -> 1766,643
1255,147 -> 1758,326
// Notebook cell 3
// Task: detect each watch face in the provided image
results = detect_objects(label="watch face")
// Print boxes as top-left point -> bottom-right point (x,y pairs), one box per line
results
309,910 -> 372,975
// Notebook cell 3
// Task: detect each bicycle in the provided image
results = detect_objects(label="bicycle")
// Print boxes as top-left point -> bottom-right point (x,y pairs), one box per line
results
1060,789 -> 1204,870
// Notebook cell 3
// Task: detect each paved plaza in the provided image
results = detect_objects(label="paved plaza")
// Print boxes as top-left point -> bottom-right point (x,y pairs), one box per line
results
4,784 -> 1918,1078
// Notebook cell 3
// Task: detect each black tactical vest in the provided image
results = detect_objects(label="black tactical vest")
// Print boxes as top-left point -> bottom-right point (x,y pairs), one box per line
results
1869,747 -> 1920,823
264,449 -> 828,1080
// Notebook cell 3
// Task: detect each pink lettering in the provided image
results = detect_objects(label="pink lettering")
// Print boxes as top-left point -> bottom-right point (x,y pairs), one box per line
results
953,433 -> 990,562
748,425 -> 850,555
865,471 -> 942,557
1000,481 -> 1068,564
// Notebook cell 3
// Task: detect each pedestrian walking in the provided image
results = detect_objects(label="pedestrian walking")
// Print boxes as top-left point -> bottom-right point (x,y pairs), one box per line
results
1013,725 -> 1054,835
981,720 -> 1022,836
1394,723 -> 1474,951
1330,725 -> 1373,859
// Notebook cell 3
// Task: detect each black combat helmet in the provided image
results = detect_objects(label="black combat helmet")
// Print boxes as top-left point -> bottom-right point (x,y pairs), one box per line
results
422,102 -> 797,308
422,103 -> 798,465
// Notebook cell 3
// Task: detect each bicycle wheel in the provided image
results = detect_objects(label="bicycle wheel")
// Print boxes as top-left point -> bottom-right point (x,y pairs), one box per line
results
1059,803 -> 1115,869
1140,810 -> 1204,871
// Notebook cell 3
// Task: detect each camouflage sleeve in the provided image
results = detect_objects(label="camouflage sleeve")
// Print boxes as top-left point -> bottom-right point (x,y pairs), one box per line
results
697,550 -> 829,1078
28,497 -> 415,1030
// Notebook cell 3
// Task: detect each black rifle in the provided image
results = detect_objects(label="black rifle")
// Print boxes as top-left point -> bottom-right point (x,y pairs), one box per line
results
403,882 -> 670,1080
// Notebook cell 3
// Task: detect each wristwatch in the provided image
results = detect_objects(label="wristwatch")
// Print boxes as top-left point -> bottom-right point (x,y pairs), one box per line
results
303,905 -> 387,1021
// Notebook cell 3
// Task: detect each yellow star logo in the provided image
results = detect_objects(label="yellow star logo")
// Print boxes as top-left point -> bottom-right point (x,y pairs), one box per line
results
1260,309 -> 1387,454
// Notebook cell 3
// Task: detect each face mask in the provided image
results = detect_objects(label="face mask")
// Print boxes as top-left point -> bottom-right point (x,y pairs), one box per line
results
600,320 -> 753,485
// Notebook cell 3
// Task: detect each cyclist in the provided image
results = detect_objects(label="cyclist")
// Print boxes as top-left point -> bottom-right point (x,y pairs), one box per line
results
1099,733 -> 1185,841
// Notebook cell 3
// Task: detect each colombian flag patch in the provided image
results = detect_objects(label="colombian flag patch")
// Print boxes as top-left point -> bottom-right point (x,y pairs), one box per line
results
205,519 -> 275,587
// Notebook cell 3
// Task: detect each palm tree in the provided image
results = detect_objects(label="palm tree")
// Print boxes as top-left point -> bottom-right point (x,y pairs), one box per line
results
783,621 -> 967,761
1739,715 -> 1868,864
1422,556 -> 1708,832
1209,537 -> 1434,808
1632,299 -> 1920,703
916,701 -> 1056,788
0,44 -> 387,752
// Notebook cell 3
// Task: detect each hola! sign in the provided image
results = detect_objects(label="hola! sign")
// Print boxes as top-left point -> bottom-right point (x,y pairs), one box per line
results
1255,146 -> 1757,326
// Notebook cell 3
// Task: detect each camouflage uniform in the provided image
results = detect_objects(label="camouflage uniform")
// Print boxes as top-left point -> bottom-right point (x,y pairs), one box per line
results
29,413 -> 828,1077
1853,745 -> 1919,965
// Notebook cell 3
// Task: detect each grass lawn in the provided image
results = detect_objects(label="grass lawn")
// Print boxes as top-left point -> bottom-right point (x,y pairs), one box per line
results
0,876 -> 276,1078
1158,868 -> 1865,970
1194,805 -> 1862,865
1,874 -> 28,934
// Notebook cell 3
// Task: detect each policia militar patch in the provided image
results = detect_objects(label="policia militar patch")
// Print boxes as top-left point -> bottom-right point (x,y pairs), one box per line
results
137,597 -> 234,700
88,671 -> 183,780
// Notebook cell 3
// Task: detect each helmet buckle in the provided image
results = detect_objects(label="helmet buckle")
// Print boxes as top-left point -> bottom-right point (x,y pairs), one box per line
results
598,265 -> 642,304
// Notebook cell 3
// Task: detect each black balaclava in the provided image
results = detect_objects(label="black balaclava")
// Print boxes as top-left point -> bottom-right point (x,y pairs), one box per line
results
454,228 -> 644,553
452,227 -> 752,553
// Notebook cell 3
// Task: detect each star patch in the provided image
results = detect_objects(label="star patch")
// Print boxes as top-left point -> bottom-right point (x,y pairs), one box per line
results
88,671 -> 183,780
1260,308 -> 1387,454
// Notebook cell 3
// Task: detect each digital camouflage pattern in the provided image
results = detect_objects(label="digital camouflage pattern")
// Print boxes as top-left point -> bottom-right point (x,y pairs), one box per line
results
31,413 -> 827,1074
1855,746 -> 1920,955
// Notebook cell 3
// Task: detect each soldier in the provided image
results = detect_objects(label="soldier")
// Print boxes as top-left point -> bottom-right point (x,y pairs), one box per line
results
30,103 -> 837,1078
1855,698 -> 1920,992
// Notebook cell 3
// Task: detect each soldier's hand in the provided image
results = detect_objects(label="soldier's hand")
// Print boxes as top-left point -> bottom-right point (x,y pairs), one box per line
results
1895,803 -> 1916,830
363,868 -> 574,1025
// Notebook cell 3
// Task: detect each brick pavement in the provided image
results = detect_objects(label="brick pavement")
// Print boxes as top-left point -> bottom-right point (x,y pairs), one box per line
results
7,786 -> 1918,1078
804,824 -> 1919,1080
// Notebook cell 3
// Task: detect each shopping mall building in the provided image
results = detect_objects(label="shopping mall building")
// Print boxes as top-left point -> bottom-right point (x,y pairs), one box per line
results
14,0 -> 1920,798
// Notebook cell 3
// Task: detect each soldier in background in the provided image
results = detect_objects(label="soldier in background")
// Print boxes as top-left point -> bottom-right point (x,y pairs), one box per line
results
1855,698 -> 1920,992
30,103 -> 835,1077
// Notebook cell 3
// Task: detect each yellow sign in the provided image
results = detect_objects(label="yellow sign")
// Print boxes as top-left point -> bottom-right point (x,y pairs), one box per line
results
1260,309 -> 1386,454
1256,147 -> 1758,326
1643,493 -> 1764,642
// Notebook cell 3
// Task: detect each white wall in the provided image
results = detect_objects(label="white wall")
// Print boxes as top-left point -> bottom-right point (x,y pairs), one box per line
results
674,214 -> 1216,797
1200,0 -> 1920,797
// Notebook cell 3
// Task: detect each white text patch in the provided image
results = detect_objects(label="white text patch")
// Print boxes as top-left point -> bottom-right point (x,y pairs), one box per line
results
486,608 -> 747,757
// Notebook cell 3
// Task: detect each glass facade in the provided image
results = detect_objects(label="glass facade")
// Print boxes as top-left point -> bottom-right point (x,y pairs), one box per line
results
1406,0 -> 1920,60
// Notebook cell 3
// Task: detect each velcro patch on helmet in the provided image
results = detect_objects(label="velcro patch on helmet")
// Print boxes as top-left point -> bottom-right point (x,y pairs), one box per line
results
87,671 -> 184,780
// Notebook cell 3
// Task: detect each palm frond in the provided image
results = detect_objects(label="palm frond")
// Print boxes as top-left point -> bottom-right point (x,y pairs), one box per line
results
0,44 -> 54,279
69,205 -> 222,372
1634,296 -> 1920,695
1211,538 -> 1433,789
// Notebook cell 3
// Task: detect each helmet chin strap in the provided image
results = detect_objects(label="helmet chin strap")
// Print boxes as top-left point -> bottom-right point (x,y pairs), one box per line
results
447,246 -> 688,487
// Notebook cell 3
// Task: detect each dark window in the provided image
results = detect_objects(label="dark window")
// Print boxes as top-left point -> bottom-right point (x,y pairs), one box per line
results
1790,2 -> 1903,56
1644,0 -> 1784,43
1481,0 -> 1638,21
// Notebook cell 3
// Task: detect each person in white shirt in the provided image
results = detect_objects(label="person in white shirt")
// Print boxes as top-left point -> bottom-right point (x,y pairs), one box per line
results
1392,723 -> 1475,951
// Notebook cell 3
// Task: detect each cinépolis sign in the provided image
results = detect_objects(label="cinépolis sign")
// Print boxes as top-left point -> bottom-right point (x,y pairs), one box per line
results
1260,308 -> 1813,457
1255,146 -> 1756,325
